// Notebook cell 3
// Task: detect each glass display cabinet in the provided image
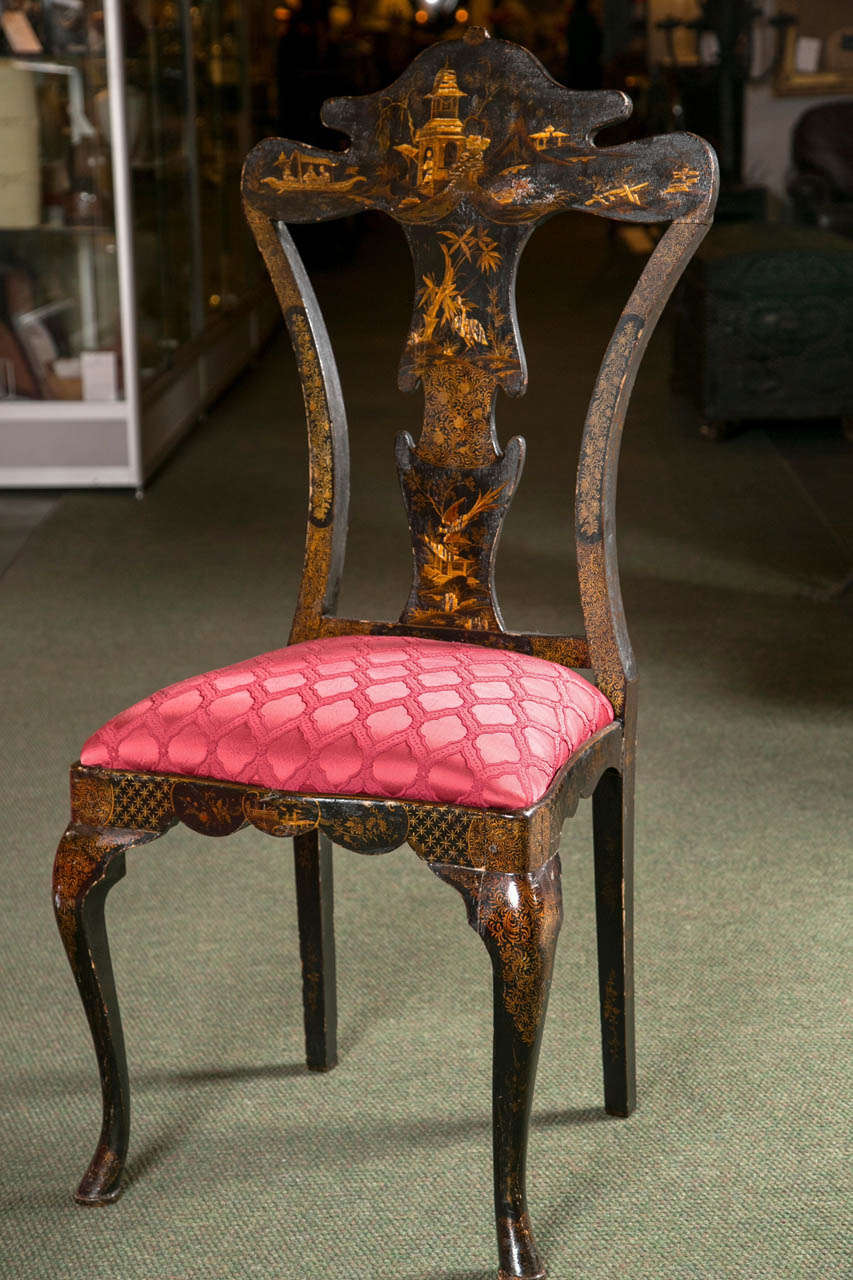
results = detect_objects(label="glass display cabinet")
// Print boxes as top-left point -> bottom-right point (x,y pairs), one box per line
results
0,0 -> 277,488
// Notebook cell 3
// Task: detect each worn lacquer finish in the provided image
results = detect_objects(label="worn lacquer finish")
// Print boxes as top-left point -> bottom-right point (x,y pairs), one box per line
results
575,218 -> 711,718
592,765 -> 635,1116
396,431 -> 525,629
66,728 -> 620,874
434,855 -> 562,1279
294,829 -> 338,1070
57,27 -> 717,1280
53,822 -> 159,1203
240,209 -> 349,640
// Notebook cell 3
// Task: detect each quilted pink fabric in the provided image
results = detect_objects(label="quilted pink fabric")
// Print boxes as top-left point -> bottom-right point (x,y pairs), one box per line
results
80,634 -> 613,810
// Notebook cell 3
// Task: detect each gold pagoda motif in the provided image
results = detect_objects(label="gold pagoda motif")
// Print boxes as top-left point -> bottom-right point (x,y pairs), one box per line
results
395,68 -> 490,195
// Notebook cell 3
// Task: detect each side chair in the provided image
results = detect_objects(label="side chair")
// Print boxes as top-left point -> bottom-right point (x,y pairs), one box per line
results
54,28 -> 717,1280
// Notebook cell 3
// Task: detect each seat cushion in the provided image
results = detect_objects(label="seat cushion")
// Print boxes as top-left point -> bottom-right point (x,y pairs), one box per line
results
80,634 -> 614,811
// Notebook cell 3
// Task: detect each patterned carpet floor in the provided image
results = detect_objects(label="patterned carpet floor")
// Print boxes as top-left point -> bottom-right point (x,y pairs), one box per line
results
1,214 -> 850,1279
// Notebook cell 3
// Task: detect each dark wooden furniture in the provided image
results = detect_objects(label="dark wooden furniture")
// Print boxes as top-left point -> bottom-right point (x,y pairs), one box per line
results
674,223 -> 853,439
788,101 -> 853,240
54,29 -> 717,1279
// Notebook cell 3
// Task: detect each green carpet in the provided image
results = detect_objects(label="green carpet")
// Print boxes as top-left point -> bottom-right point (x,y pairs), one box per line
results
1,215 -> 850,1279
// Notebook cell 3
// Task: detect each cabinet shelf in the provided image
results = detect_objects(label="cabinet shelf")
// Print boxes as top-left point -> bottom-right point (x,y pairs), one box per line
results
3,223 -> 116,235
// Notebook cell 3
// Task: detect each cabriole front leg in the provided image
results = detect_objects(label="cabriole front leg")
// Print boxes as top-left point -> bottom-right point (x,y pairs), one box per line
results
53,822 -> 157,1204
434,856 -> 563,1280
485,858 -> 563,1280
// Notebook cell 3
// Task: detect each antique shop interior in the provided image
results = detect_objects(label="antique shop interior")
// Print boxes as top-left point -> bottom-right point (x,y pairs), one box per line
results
1,1 -> 849,1278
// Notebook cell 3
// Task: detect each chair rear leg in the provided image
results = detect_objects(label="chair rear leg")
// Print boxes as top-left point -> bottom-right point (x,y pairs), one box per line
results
592,765 -> 636,1117
293,830 -> 337,1071
53,823 -> 153,1204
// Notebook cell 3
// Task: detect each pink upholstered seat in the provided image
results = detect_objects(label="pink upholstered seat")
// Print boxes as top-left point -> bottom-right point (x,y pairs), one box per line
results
80,634 -> 613,810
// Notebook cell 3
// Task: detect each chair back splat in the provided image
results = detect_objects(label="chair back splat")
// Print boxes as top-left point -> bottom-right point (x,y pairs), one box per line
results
242,27 -> 717,721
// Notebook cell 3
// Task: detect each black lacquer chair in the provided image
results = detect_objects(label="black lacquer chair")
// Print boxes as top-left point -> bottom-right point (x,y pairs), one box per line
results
55,29 -> 717,1279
